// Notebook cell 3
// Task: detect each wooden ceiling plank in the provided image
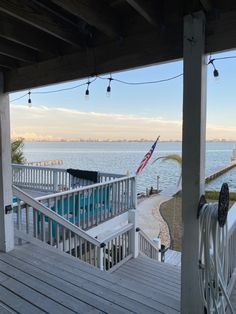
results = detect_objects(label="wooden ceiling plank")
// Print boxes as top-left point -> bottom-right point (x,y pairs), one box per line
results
5,9 -> 236,92
4,28 -> 182,92
50,0 -> 120,38
0,0 -> 85,47
126,0 -> 158,26
0,39 -> 37,63
0,12 -> 63,54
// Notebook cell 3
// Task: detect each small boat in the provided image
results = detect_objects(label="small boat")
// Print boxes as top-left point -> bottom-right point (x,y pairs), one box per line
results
231,147 -> 236,161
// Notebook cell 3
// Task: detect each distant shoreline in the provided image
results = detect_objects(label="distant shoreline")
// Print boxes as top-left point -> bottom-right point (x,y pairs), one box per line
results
15,139 -> 236,143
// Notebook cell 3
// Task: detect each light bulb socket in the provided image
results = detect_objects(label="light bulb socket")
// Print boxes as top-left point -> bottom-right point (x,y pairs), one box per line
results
28,98 -> 31,104
107,85 -> 111,93
85,89 -> 89,96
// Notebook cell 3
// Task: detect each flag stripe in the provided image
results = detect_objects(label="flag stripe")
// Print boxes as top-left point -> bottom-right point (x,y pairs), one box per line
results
135,136 -> 159,176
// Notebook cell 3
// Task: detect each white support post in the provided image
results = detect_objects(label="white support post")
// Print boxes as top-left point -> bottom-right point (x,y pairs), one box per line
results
0,73 -> 14,252
98,246 -> 104,271
128,209 -> 138,258
181,12 -> 207,313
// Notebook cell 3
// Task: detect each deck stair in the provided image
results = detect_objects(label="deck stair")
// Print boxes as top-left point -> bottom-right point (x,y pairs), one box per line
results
0,240 -> 180,313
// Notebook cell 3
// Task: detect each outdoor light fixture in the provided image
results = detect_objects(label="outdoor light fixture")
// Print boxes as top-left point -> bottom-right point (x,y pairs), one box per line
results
28,91 -> 32,107
106,75 -> 113,97
213,68 -> 219,78
85,80 -> 90,100
208,58 -> 220,80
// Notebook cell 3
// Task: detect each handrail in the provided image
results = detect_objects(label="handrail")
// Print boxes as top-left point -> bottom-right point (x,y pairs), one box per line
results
12,185 -> 134,271
138,228 -> 160,261
34,175 -> 136,231
36,175 -> 136,201
100,223 -> 133,244
12,163 -> 126,193
13,185 -> 100,246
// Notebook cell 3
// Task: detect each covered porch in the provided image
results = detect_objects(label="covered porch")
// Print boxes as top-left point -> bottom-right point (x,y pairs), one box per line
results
1,1 -> 236,313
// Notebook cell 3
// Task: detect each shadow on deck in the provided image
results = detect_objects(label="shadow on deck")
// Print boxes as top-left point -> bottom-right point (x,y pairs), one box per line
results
0,241 -> 180,313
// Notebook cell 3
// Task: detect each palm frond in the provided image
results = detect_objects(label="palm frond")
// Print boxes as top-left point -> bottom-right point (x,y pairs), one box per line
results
11,138 -> 26,164
152,154 -> 182,165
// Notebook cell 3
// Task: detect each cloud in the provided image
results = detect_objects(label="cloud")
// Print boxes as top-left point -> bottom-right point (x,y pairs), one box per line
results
10,105 -> 182,140
10,104 -> 236,140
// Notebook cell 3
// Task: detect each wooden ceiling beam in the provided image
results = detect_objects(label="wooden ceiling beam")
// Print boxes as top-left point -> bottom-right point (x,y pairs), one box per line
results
4,27 -> 182,92
0,12 -> 64,54
0,0 -> 86,47
0,38 -> 38,63
50,0 -> 121,38
5,10 -> 236,93
125,0 -> 158,27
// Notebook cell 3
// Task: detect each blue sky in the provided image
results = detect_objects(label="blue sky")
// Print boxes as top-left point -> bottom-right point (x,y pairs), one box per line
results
9,50 -> 236,141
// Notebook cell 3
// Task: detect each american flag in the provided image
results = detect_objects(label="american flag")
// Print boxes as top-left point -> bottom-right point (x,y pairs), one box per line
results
135,136 -> 160,176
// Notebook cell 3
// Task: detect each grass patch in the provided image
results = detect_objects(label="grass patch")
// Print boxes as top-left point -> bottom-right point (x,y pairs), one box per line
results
160,191 -> 236,252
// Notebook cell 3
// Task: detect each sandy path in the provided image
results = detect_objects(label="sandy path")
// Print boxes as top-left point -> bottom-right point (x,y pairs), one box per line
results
137,194 -> 171,245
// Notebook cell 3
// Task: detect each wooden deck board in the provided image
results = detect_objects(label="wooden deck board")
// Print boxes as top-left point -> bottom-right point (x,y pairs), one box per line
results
0,242 -> 180,313
7,249 -> 164,314
13,243 -> 180,310
165,250 -> 181,267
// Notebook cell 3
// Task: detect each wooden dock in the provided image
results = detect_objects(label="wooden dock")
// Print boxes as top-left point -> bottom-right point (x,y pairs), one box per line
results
205,161 -> 236,183
0,240 -> 180,313
26,160 -> 63,166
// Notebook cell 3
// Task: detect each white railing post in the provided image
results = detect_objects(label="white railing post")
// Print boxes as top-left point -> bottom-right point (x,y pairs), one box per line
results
132,177 -> 137,209
53,171 -> 58,192
98,245 -> 104,270
128,209 -> 138,258
153,237 -> 161,261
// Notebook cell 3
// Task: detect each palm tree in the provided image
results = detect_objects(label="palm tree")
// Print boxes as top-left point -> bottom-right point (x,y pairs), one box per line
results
11,138 -> 26,164
152,153 -> 182,187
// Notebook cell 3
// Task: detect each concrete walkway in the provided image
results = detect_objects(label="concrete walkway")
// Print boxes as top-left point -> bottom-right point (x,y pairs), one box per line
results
137,194 -> 171,241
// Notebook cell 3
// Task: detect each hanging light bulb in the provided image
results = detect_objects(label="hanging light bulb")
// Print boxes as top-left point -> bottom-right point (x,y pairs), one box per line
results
28,91 -> 32,107
106,75 -> 113,98
85,80 -> 90,100
208,58 -> 220,81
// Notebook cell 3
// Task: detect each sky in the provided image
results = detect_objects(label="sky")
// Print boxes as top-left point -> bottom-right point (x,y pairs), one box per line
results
9,50 -> 236,141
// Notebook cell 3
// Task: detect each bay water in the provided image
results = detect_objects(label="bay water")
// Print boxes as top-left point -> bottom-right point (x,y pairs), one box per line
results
23,141 -> 236,193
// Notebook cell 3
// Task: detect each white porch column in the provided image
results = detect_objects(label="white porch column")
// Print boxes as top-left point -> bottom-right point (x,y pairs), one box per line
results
181,12 -> 207,313
0,73 -> 14,252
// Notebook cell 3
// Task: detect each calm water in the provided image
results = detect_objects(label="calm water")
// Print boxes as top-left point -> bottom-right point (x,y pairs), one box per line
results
23,141 -> 236,193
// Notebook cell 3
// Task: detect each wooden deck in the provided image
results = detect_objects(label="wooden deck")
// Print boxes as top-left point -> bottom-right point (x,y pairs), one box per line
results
0,241 -> 180,313
165,250 -> 181,267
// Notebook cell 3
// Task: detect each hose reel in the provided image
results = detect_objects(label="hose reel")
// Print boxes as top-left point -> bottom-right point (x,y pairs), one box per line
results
198,183 -> 234,313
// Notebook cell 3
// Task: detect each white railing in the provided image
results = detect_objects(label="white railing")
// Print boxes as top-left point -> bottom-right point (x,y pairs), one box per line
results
99,224 -> 133,271
12,164 -> 125,192
35,176 -> 136,230
227,204 -> 236,285
13,185 -> 134,271
138,228 -> 161,261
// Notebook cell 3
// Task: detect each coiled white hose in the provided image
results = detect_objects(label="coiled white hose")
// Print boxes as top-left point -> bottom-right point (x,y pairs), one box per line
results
199,203 -> 234,313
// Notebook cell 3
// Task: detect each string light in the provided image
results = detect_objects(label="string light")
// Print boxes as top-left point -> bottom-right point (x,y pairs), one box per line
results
11,53 -> 236,105
208,58 -> 219,79
85,79 -> 90,100
28,91 -> 32,107
106,74 -> 113,97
